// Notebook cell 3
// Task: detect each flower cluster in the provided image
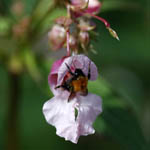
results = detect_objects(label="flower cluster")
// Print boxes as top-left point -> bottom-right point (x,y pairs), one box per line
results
43,0 -> 119,143
48,0 -> 119,54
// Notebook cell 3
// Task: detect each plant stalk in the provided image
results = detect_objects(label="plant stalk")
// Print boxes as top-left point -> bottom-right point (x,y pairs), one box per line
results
6,72 -> 20,150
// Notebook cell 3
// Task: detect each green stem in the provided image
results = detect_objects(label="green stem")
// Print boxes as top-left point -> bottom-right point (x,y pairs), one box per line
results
6,72 -> 20,150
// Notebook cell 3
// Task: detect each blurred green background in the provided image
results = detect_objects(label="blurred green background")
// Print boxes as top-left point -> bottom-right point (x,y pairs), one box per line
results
0,0 -> 150,150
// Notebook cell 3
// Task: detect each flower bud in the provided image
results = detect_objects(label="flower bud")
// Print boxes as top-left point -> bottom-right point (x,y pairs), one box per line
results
79,31 -> 89,45
69,35 -> 77,49
48,24 -> 66,50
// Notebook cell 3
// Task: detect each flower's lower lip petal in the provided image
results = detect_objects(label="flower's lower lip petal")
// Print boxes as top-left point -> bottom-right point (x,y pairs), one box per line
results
43,93 -> 102,143
43,95 -> 80,143
75,93 -> 102,135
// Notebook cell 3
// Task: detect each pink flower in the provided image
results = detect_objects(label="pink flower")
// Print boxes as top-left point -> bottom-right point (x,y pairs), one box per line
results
43,55 -> 102,143
71,0 -> 101,14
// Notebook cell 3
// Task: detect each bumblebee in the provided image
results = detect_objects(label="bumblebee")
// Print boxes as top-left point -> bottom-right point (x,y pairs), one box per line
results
55,62 -> 91,101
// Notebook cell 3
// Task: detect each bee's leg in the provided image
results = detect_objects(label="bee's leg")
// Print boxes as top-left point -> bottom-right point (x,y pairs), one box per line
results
68,86 -> 75,102
88,61 -> 91,79
55,85 -> 63,89
68,92 -> 75,102
65,63 -> 75,76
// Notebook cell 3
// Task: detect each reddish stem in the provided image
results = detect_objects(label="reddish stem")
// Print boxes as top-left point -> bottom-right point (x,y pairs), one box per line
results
66,29 -> 70,56
86,12 -> 110,27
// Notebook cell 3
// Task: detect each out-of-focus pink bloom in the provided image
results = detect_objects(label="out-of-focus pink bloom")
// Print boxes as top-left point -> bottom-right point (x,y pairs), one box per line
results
44,55 -> 102,143
71,0 -> 101,14
48,24 -> 66,50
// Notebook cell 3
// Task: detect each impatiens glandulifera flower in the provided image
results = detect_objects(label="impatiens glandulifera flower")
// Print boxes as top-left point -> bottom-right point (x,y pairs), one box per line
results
43,55 -> 102,143
47,0 -> 119,55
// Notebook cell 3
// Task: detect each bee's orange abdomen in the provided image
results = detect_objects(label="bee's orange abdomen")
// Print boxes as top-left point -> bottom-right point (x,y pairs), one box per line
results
72,76 -> 88,92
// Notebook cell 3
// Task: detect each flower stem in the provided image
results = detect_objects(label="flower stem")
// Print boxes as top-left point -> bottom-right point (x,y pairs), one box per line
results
6,72 -> 21,150
67,29 -> 71,56
86,13 -> 110,27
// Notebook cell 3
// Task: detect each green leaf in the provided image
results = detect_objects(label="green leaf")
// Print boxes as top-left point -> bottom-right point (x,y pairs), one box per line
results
101,108 -> 147,150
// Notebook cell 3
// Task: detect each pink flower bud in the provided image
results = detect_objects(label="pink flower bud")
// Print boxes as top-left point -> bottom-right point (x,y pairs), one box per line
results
48,24 -> 66,50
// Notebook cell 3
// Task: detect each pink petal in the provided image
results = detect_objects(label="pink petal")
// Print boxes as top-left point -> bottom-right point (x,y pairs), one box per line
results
43,93 -> 102,143
71,0 -> 101,14
57,55 -> 98,86
43,94 -> 79,143
48,57 -> 66,95
75,93 -> 102,136
85,0 -> 101,14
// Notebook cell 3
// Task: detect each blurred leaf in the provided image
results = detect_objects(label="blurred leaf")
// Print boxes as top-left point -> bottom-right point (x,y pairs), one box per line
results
101,0 -> 141,12
31,0 -> 54,22
41,7 -> 66,33
0,17 -> 11,36
100,108 -> 148,150
88,78 -> 126,109
23,0 -> 41,14
23,49 -> 41,81
88,77 -> 112,97
0,0 -> 13,15
94,117 -> 107,133
0,38 -> 17,54
102,67 -> 144,114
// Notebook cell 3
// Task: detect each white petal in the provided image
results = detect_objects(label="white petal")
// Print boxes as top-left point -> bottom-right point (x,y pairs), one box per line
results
76,93 -> 102,136
43,93 -> 102,143
43,95 -> 79,143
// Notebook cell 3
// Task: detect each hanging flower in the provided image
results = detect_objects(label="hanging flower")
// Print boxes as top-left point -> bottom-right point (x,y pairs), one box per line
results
43,55 -> 102,143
